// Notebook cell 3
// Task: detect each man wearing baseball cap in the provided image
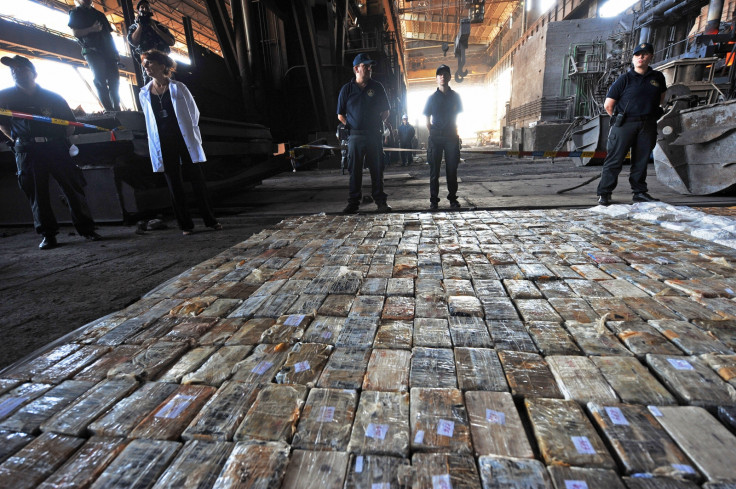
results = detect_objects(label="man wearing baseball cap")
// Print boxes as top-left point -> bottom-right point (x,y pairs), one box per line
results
0,55 -> 100,249
397,114 -> 415,166
424,64 -> 463,210
596,42 -> 667,205
336,53 -> 392,214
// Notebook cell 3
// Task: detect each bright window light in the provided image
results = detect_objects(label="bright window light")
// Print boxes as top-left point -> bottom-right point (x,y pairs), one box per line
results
599,0 -> 638,17
407,84 -> 494,141
539,0 -> 555,12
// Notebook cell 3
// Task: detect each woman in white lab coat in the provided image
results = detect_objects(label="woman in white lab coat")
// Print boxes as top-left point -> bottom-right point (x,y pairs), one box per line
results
138,50 -> 221,235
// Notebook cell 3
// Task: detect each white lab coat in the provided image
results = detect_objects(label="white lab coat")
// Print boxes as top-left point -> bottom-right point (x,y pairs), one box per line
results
139,80 -> 206,172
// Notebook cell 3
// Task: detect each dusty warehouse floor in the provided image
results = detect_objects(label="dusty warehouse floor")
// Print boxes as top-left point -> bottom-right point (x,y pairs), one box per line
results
1,157 -> 736,487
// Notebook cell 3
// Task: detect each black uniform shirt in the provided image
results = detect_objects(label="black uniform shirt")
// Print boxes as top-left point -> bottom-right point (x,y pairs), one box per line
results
127,20 -> 173,56
0,86 -> 74,140
424,88 -> 463,133
607,67 -> 667,118
336,78 -> 390,132
68,6 -> 117,56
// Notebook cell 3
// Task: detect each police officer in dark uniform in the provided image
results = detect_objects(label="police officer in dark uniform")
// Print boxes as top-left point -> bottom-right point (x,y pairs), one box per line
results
127,0 -> 176,85
68,0 -> 121,112
0,55 -> 100,250
597,42 -> 667,205
424,64 -> 463,210
337,53 -> 392,214
398,114 -> 415,166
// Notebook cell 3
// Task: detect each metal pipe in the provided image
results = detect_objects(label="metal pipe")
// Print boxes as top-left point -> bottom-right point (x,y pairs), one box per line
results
639,26 -> 650,43
705,0 -> 725,34
638,0 -> 684,26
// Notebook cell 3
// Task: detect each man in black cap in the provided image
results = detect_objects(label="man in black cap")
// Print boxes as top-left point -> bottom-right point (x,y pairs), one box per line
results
597,42 -> 667,205
336,53 -> 392,214
127,0 -> 175,85
424,64 -> 463,210
398,114 -> 415,166
68,0 -> 121,111
0,55 -> 100,249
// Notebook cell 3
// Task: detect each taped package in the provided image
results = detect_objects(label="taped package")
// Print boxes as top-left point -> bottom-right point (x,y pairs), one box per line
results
88,439 -> 181,489
605,321 -> 683,358
37,436 -> 128,489
129,384 -> 216,440
454,348 -> 508,392
546,355 -> 619,403
546,466 -> 626,489
448,317 -> 493,347
410,347 -> 457,388
291,388 -> 357,451
234,384 -> 307,443
413,318 -> 452,348
229,343 -> 290,384
466,391 -> 533,458
89,382 -> 178,437
486,319 -> 537,352
343,454 -> 410,489
497,350 -> 562,399
182,380 -> 261,441
411,452 -> 481,489
317,348 -> 371,389
591,356 -> 676,405
477,455 -> 552,489
275,342 -> 333,386
347,391 -> 410,457
410,387 -> 472,454
645,354 -> 736,407
363,349 -> 411,392
210,441 -> 289,489
0,432 -> 85,489
373,320 -> 412,349
564,321 -> 633,356
526,322 -> 582,356
281,450 -> 349,489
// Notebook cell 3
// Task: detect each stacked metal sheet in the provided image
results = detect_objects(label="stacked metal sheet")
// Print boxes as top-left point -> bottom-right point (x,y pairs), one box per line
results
2,209 -> 736,488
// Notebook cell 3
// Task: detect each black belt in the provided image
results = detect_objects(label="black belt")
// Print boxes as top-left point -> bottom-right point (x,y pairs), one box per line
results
15,137 -> 63,144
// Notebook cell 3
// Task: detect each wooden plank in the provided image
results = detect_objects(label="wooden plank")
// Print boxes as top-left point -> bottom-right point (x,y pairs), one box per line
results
547,356 -> 619,404
466,391 -> 533,458
477,455 -> 552,488
292,388 -> 357,451
498,350 -> 563,399
454,348 -> 507,392
410,387 -> 472,454
410,347 -> 457,388
233,384 -> 307,443
655,406 -> 736,482
210,441 -> 289,489
347,391 -> 410,457
412,452 -> 481,489
281,450 -> 349,489
0,432 -> 85,489
151,440 -> 232,489
645,354 -> 736,408
363,349 -> 411,392
181,380 -> 260,442
88,439 -> 181,489
317,348 -> 370,389
36,436 -> 128,489
129,384 -> 216,440
591,356 -> 676,405
525,397 -> 616,469
588,403 -> 697,478
89,382 -> 178,437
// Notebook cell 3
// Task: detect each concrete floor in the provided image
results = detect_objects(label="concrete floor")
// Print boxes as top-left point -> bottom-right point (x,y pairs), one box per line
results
1,155 -> 736,487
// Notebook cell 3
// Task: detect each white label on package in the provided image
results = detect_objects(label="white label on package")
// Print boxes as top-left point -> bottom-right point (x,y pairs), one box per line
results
414,430 -> 425,444
251,361 -> 273,375
294,361 -> 311,373
322,331 -> 332,339
485,409 -> 506,425
317,406 -> 335,422
564,481 -> 589,489
437,419 -> 455,438
155,394 -> 197,419
284,314 -> 306,326
648,405 -> 663,417
365,423 -> 389,440
372,484 -> 391,489
667,358 -> 694,370
571,436 -> 596,455
605,407 -> 629,425
355,455 -> 363,473
0,396 -> 28,418
432,474 -> 452,489
672,464 -> 696,474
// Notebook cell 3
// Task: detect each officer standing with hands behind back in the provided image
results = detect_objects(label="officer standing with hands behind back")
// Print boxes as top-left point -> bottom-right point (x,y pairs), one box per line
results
596,42 -> 667,206
127,0 -> 176,85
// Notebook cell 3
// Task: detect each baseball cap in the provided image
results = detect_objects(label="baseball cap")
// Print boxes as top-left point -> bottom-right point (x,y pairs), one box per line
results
1,55 -> 36,73
402,114 -> 408,119
633,42 -> 654,55
353,53 -> 376,67
436,64 -> 451,76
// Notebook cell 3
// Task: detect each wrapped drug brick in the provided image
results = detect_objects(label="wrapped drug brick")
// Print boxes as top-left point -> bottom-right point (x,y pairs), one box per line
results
525,397 -> 616,469
229,343 -> 290,384
274,342 -> 333,386
363,349 -> 411,392
0,432 -> 34,464
653,406 -> 736,482
587,402 -> 697,478
547,466 -> 626,489
89,382 -> 178,437
281,450 -> 349,489
454,348 -> 507,392
151,440 -> 232,489
410,387 -> 472,454
497,350 -> 563,399
107,341 -> 189,380
645,354 -> 736,407
335,317 -> 380,349
36,436 -> 128,489
466,391 -> 533,458
546,355 -> 619,403
623,297 -> 681,320
129,384 -> 215,440
410,347 -> 457,388
31,346 -> 110,384
224,318 -> 275,345
3,344 -> 83,381
477,455 -> 552,489
526,322 -> 582,356
302,316 -> 345,344
157,346 -> 218,383
181,345 -> 253,386
605,321 -> 683,358
564,321 -> 633,356
448,317 -> 493,348
700,353 -> 736,386
692,319 -> 736,350
591,356 -> 676,405
234,384 -> 307,443
210,441 -> 289,489
181,381 -> 260,441
317,348 -> 370,389
0,383 -> 53,422
88,439 -> 181,489
292,388 -> 357,451
411,452 -> 481,489
343,454 -> 410,489
373,320 -> 412,349
347,391 -> 410,457
621,477 -> 701,489
649,320 -> 734,355
0,432 -> 85,489
487,320 -> 537,352
413,318 -> 452,348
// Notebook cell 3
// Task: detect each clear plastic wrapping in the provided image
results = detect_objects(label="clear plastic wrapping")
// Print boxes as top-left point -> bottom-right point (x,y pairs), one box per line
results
281,450 -> 349,489
0,431 -> 34,464
229,343 -> 290,385
234,384 -> 306,443
466,391 -> 532,458
622,477 -> 700,489
497,350 -> 562,399
649,320 -> 733,355
211,441 -> 289,489
89,439 -> 181,489
335,317 -> 380,349
31,346 -> 110,384
0,432 -> 85,489
564,321 -> 633,357
89,382 -> 178,437
591,356 -> 676,405
546,355 -> 619,403
363,349 -> 411,392
373,320 -> 412,349
548,298 -> 599,323
605,320 -> 683,358
486,319 -> 537,352
381,296 -> 415,321
36,436 -> 127,489
547,466 -> 626,489
129,384 -> 216,440
3,344 -> 83,381
700,353 -> 736,386
291,388 -> 357,451
181,345 -> 253,386
275,342 -> 333,386
477,455 -> 552,489
302,316 -> 345,345
343,454 -> 410,489
413,319 -> 452,348
318,295 -> 355,317
454,348 -> 507,392
448,317 -> 492,347
410,347 -> 457,388
224,318 -> 275,345
152,440 -> 232,489
526,322 -> 581,356
107,341 -> 189,381
317,348 -> 370,389
410,387 -> 472,454
645,354 -> 736,407
411,452 -> 481,489
182,380 -> 260,441
347,390 -> 410,457
514,299 -> 564,323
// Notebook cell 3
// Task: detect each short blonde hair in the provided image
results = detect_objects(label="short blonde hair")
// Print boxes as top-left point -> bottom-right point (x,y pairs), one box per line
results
140,50 -> 177,76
